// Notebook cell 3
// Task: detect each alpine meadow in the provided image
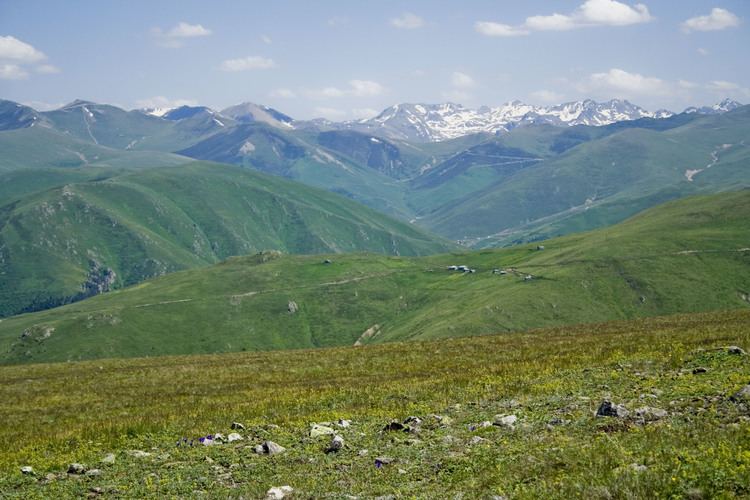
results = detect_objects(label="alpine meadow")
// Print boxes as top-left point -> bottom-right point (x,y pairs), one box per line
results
0,1 -> 749,498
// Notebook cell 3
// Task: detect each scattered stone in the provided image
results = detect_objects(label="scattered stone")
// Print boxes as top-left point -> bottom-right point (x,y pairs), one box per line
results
231,422 -> 245,430
404,416 -> 423,427
327,435 -> 345,453
20,466 -> 34,475
374,457 -> 393,468
470,436 -> 486,445
227,433 -> 243,442
692,367 -> 708,374
310,424 -> 336,438
358,449 -> 369,456
266,485 -> 294,499
68,463 -> 86,475
398,468 -> 407,474
596,400 -> 629,418
44,473 -> 57,482
89,487 -> 103,495
287,301 -> 298,314
635,406 -> 668,422
630,463 -> 648,473
254,444 -> 265,455
731,384 -> 750,402
383,420 -> 408,432
127,450 -> 151,458
213,433 -> 225,443
728,346 -> 747,355
494,415 -> 518,429
337,419 -> 351,428
260,440 -> 286,456
85,469 -> 102,477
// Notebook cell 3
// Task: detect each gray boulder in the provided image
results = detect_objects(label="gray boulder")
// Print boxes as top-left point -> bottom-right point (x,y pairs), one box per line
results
731,384 -> 750,402
20,466 -> 34,475
328,434 -> 344,452
596,400 -> 629,418
67,463 -> 86,475
728,346 -> 747,355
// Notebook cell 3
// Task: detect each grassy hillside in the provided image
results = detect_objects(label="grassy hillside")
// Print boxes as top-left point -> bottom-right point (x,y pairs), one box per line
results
423,107 -> 750,242
1,190 -> 747,364
0,309 -> 748,497
0,161 -> 454,318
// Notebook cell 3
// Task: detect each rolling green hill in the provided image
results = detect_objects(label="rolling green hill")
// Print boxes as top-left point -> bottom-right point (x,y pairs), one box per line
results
0,161 -> 455,319
2,190 -> 747,364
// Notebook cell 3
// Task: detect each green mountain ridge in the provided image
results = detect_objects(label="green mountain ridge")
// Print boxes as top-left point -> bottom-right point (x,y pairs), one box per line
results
0,161 -> 454,318
1,190 -> 748,365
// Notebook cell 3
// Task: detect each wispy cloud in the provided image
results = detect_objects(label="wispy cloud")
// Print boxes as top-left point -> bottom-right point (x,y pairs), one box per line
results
152,22 -> 211,48
269,88 -> 296,99
314,106 -> 347,120
134,96 -> 198,110
530,89 -> 565,103
451,71 -> 475,89
682,8 -> 740,33
476,0 -> 652,37
261,34 -> 272,44
220,56 -> 276,72
0,35 -> 58,79
578,68 -> 669,96
390,12 -> 425,29
306,80 -> 385,99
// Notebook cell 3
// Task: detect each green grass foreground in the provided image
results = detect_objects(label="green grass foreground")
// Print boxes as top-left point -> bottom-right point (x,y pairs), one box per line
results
1,309 -> 749,498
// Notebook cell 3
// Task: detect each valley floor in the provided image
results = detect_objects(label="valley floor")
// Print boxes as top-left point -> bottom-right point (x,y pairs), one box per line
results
1,309 -> 749,498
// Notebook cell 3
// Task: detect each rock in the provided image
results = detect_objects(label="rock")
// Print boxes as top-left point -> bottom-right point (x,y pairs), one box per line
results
374,457 -> 393,468
731,384 -> 750,402
336,419 -> 351,428
383,420 -> 408,432
127,450 -> 151,458
327,435 -> 344,452
20,466 -> 34,475
310,424 -> 335,437
231,422 -> 245,430
287,301 -> 298,314
596,400 -> 629,418
404,416 -> 423,426
44,473 -> 57,482
254,444 -> 265,454
494,415 -> 518,428
213,433 -> 225,443
85,469 -> 102,477
479,420 -> 492,428
692,367 -> 708,374
358,449 -> 369,456
635,406 -> 668,422
630,463 -> 648,473
398,468 -> 407,474
470,436 -> 486,445
89,487 -> 103,495
227,433 -> 243,442
68,463 -> 86,474
262,440 -> 286,455
728,346 -> 747,355
101,453 -> 116,464
266,485 -> 294,499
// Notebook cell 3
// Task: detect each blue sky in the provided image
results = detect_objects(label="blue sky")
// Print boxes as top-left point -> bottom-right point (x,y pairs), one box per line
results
0,0 -> 748,119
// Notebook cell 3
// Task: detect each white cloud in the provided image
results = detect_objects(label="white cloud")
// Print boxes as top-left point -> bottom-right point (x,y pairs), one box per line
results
441,89 -> 471,103
261,34 -> 272,44
35,64 -> 60,74
0,35 -> 46,62
477,0 -> 652,36
220,56 -> 276,72
697,47 -> 710,56
134,96 -> 198,109
0,63 -> 28,80
451,71 -> 475,89
314,106 -> 347,120
531,89 -> 564,103
153,22 -> 211,47
349,79 -> 384,97
351,108 -> 379,119
707,80 -> 740,91
23,100 -> 64,111
269,88 -> 296,99
580,68 -> 669,95
475,21 -> 529,37
682,8 -> 740,33
307,80 -> 385,99
390,12 -> 425,29
327,16 -> 348,27
678,80 -> 699,89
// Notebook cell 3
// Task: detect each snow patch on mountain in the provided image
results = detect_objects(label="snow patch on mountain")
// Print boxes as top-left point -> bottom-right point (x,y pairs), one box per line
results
340,99 -> 676,142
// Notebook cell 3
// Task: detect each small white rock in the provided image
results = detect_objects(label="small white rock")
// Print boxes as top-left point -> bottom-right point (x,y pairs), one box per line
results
227,433 -> 243,442
494,415 -> 518,428
266,485 -> 294,499
20,466 -> 34,475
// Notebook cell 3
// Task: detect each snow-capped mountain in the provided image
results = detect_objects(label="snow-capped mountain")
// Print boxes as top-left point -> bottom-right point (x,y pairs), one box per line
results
683,98 -> 742,115
340,99 -> 674,142
220,102 -> 295,129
